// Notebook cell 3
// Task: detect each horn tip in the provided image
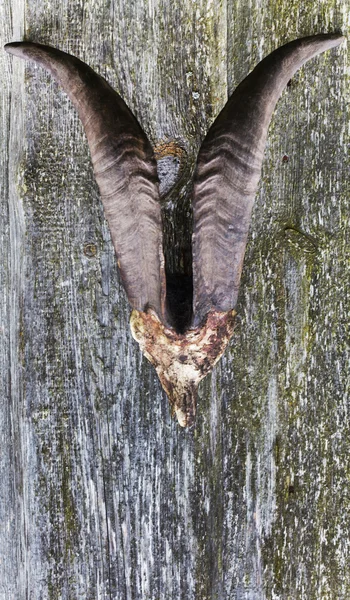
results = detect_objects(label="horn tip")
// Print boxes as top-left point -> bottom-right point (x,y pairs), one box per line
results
328,33 -> 346,45
4,42 -> 28,57
320,33 -> 346,48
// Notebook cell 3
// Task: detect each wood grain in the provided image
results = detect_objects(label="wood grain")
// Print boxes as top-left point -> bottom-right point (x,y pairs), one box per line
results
1,0 -> 349,598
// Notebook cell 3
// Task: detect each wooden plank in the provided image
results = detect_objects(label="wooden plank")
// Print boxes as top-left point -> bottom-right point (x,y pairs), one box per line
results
0,1 -> 26,597
225,1 -> 350,598
2,1 -> 227,599
1,0 -> 349,599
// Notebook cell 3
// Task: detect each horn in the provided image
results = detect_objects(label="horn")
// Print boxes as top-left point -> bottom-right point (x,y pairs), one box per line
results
192,34 -> 344,326
6,35 -> 344,427
5,41 -> 165,318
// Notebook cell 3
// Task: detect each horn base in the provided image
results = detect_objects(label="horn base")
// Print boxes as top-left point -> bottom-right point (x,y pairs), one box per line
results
130,308 -> 236,427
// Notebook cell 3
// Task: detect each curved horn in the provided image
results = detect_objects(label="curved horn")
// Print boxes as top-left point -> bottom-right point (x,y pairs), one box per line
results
192,34 -> 344,326
5,42 -> 165,319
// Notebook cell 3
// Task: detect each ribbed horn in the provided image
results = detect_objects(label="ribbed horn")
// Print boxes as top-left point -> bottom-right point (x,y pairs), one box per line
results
192,34 -> 344,326
5,42 -> 165,318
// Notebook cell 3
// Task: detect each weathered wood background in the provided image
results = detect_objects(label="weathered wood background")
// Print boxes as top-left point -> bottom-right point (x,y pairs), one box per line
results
1,1 -> 349,598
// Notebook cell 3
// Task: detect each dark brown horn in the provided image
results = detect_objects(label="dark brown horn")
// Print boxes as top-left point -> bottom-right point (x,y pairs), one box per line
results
192,34 -> 344,326
5,41 -> 165,319
5,36 -> 344,427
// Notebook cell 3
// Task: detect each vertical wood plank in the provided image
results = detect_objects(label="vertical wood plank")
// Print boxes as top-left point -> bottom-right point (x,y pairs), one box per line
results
225,1 -> 350,598
1,1 -> 26,598
3,1 -> 227,598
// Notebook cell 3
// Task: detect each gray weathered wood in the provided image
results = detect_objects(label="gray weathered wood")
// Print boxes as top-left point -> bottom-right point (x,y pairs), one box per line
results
1,0 -> 349,598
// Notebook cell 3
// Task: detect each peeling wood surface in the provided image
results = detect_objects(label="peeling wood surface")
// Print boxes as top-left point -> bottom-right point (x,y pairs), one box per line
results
1,1 -> 349,599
